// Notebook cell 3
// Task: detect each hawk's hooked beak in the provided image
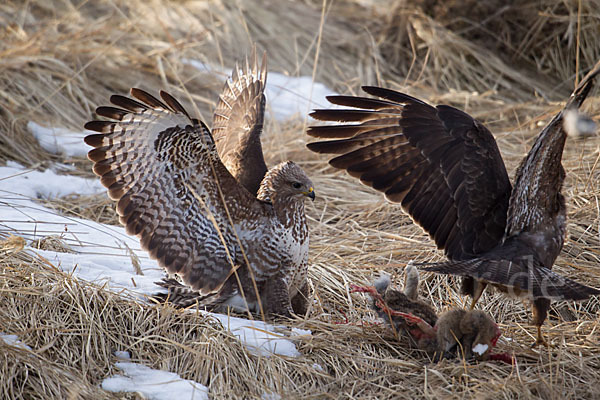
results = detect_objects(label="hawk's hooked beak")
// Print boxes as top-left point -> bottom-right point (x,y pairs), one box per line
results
303,187 -> 315,201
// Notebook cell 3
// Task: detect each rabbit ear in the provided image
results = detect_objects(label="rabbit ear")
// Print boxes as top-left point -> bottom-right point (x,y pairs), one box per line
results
403,261 -> 419,300
373,272 -> 391,295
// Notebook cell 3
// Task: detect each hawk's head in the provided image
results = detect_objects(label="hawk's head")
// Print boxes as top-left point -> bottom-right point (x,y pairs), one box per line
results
258,161 -> 315,203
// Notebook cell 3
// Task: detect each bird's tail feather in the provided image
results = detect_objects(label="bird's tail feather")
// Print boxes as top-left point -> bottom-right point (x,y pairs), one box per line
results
419,259 -> 482,276
152,278 -> 218,308
534,267 -> 600,301
420,259 -> 600,301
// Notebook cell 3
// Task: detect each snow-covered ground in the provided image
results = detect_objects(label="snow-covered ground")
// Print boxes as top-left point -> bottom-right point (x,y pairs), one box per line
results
0,160 -> 166,296
1,69 -> 332,399
1,333 -> 33,351
27,122 -> 94,158
102,357 -> 209,400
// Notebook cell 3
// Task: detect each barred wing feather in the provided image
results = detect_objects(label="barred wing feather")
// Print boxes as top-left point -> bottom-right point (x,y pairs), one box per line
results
212,48 -> 268,195
85,88 -> 261,295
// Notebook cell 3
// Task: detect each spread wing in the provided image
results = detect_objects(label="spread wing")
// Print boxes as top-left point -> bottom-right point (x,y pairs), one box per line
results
507,60 -> 600,235
212,48 -> 268,195
307,87 -> 512,260
84,89 -> 265,295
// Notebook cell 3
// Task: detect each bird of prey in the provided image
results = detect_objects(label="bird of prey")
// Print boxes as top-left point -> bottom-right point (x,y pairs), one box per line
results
84,50 -> 315,318
307,60 -> 600,346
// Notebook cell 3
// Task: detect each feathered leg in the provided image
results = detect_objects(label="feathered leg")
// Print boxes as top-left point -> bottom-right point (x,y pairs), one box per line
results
291,280 -> 310,316
153,277 -> 215,308
263,274 -> 294,318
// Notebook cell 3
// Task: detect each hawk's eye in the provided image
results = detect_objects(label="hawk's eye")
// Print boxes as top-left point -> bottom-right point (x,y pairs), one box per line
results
292,182 -> 302,189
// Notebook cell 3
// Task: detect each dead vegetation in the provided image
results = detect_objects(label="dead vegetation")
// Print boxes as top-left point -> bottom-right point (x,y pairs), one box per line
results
1,0 -> 600,398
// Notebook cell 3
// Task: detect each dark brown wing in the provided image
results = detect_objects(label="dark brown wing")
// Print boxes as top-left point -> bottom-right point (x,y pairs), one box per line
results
307,87 -> 511,260
212,47 -> 268,195
85,89 -> 264,295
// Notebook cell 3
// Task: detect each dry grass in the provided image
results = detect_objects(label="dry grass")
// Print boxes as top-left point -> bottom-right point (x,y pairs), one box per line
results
2,0 -> 600,398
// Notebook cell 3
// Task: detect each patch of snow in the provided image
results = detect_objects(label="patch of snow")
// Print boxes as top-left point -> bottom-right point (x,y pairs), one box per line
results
28,121 -> 94,158
0,333 -> 32,351
206,312 -> 309,357
472,343 -> 489,356
0,162 -> 167,296
182,59 -> 220,75
291,327 -> 311,338
1,161 -> 103,199
312,363 -> 324,372
261,392 -> 281,400
114,351 -> 131,360
264,73 -> 332,121
102,362 -> 208,400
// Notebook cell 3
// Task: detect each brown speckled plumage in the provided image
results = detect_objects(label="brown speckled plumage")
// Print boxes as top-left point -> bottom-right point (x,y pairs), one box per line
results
212,48 -> 268,196
85,51 -> 314,318
308,60 -> 600,345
